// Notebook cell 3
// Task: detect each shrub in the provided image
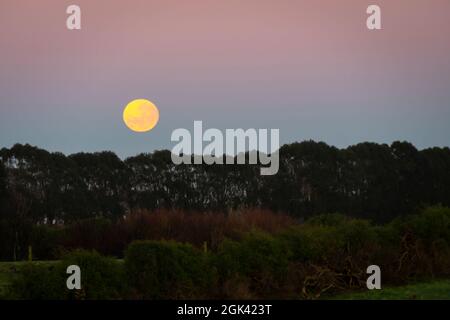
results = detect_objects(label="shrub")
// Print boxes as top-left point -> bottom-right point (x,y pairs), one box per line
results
215,231 -> 290,298
125,240 -> 214,299
335,219 -> 377,254
389,206 -> 450,278
121,209 -> 296,250
61,250 -> 125,299
11,250 -> 124,300
279,218 -> 381,298
11,262 -> 65,300
280,225 -> 338,262
408,206 -> 450,245
306,213 -> 349,227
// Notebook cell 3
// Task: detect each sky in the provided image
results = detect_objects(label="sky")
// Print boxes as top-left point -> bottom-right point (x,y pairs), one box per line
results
0,0 -> 449,158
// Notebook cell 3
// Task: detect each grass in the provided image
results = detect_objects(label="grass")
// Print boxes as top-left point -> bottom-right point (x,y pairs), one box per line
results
331,279 -> 450,300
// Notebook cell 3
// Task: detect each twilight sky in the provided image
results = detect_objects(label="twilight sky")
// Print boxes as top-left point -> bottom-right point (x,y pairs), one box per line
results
0,0 -> 449,158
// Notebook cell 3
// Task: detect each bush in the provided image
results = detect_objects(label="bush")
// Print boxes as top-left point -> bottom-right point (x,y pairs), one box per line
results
335,219 -> 377,254
306,213 -> 350,227
11,250 -> 124,300
11,262 -> 65,300
388,206 -> 450,278
281,218 -> 376,263
61,250 -> 125,299
125,240 -> 214,299
408,206 -> 450,245
280,225 -> 338,262
215,231 -> 290,298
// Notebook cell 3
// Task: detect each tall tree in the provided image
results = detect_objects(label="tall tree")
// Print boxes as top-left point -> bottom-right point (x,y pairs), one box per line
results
0,161 -> 6,200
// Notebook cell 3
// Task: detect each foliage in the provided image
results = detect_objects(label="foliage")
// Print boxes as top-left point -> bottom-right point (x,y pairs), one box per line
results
61,250 -> 125,299
1,141 -> 450,261
407,206 -> 450,244
1,141 -> 450,227
10,250 -> 124,300
125,240 -> 214,299
215,231 -> 289,298
1,207 -> 450,300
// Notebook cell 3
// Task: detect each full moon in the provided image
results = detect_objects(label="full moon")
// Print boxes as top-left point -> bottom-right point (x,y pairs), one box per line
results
123,99 -> 160,132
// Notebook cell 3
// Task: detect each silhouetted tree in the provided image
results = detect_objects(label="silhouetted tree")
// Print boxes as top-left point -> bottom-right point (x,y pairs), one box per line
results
0,140 -> 450,235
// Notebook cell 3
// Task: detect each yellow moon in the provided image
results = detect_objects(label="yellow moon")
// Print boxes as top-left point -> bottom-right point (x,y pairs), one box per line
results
123,99 -> 160,132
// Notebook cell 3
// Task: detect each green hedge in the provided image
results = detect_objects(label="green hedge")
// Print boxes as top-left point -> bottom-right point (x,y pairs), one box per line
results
125,240 -> 215,299
11,250 -> 124,300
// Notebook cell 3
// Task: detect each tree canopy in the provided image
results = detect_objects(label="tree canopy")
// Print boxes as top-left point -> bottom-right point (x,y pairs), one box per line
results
0,141 -> 449,224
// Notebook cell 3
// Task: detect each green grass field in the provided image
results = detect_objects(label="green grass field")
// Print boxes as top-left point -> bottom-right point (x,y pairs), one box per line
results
332,279 -> 450,300
1,261 -> 449,300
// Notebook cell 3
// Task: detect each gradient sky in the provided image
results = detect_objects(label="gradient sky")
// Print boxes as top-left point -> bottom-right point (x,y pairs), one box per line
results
1,0 -> 449,158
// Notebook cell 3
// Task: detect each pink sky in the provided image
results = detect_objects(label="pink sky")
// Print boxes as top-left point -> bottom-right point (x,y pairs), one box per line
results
1,0 -> 449,156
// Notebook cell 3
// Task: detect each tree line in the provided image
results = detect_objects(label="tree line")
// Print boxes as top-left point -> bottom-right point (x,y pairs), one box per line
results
0,141 -> 449,225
